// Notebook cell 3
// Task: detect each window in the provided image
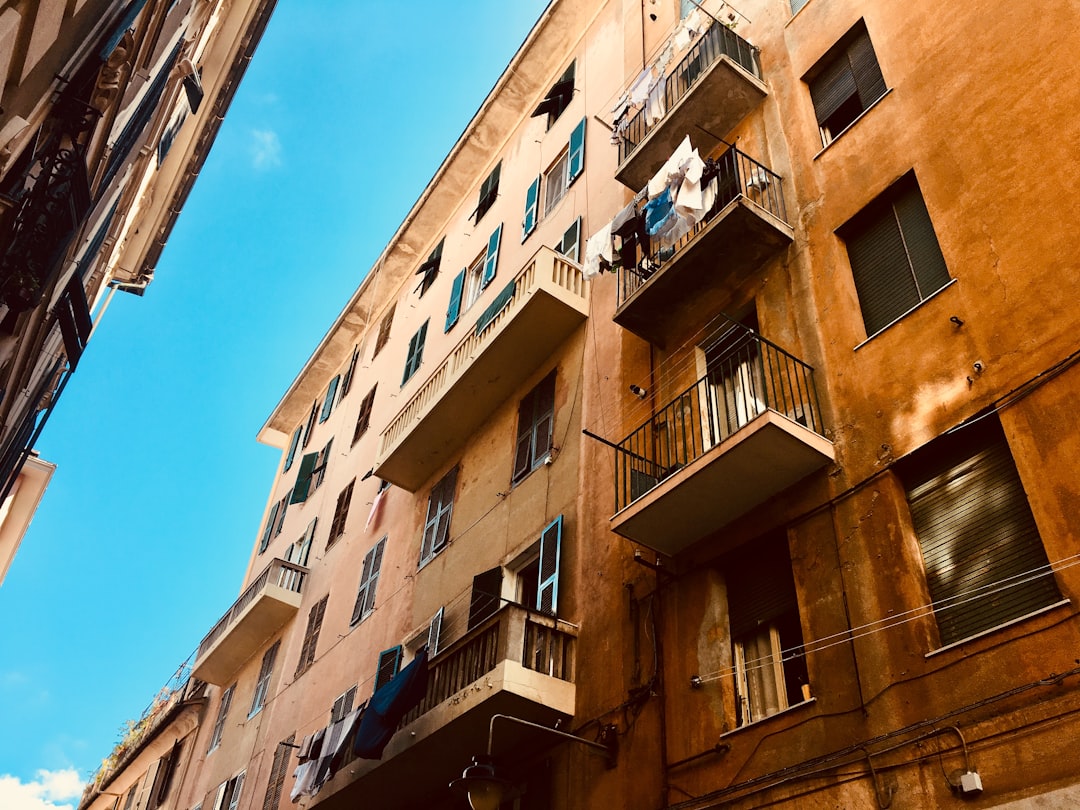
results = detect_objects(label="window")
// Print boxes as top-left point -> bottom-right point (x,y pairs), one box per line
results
261,734 -> 294,810
401,320 -> 428,385
207,684 -> 234,752
469,567 -> 503,630
420,467 -> 457,564
122,785 -> 138,810
283,426 -> 302,472
290,439 -> 333,504
148,740 -> 183,809
373,646 -> 402,692
285,519 -> 317,568
840,173 -> 950,337
350,536 -> 386,625
259,500 -> 281,554
330,685 -> 357,723
724,533 -> 809,727
899,418 -> 1061,647
328,479 -> 355,548
472,162 -> 501,224
531,62 -> 575,128
789,0 -> 810,13
273,494 -> 289,537
512,371 -> 556,484
415,238 -> 444,297
319,376 -> 340,423
680,0 -> 697,17
211,773 -> 244,810
301,400 -> 318,449
249,641 -> 279,717
510,515 -> 563,616
295,595 -> 328,677
446,224 -> 502,331
522,175 -> 540,240
427,606 -> 444,656
352,385 -> 376,445
372,304 -> 395,359
555,217 -> 582,263
807,21 -> 887,146
544,151 -> 570,215
340,345 -> 359,398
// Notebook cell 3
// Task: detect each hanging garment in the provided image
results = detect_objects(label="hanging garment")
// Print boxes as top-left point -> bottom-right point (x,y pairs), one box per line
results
644,74 -> 667,126
648,135 -> 694,198
645,188 -> 675,237
674,148 -> 707,224
365,484 -> 388,531
354,648 -> 430,760
627,67 -> 652,105
583,221 -> 614,280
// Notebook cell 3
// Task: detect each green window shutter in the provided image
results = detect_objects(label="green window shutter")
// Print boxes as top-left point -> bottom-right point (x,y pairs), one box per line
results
567,117 -> 586,183
481,224 -> 502,289
445,269 -> 466,332
537,515 -> 563,615
301,401 -> 318,449
341,345 -> 359,397
522,175 -> 540,240
283,426 -> 302,471
558,217 -> 582,263
290,452 -> 318,504
474,280 -> 516,336
319,376 -> 340,423
374,645 -> 402,692
259,502 -> 280,553
402,321 -> 428,385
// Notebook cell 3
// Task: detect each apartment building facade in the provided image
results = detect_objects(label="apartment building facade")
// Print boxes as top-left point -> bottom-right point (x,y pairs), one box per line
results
82,0 -> 1080,808
0,0 -> 276,574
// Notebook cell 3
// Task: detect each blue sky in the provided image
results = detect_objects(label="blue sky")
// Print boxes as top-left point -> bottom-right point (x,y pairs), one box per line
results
0,2 -> 549,806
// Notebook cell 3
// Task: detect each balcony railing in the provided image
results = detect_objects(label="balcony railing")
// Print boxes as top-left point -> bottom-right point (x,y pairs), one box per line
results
615,22 -> 765,190
403,606 -> 576,725
375,247 -> 588,491
612,146 -> 792,346
609,325 -> 834,554
193,558 -> 308,684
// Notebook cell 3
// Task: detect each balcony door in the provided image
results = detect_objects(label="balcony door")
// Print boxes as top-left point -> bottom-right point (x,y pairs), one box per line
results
701,313 -> 765,448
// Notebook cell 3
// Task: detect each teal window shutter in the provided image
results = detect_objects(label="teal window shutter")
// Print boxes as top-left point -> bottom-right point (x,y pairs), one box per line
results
537,515 -> 563,615
567,118 -> 586,183
402,321 -> 429,385
290,452 -> 318,504
522,175 -> 540,240
284,426 -> 303,471
445,269 -> 466,332
374,645 -> 402,692
319,376 -> 340,423
474,280 -> 516,336
482,224 -> 503,289
259,501 -> 280,553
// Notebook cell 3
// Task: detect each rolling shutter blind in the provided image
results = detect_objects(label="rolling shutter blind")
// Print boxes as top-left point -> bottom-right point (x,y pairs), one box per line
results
522,175 -> 540,239
445,269 -> 466,332
848,30 -> 887,108
809,48 -> 858,125
906,424 -> 1060,646
482,224 -> 503,288
537,516 -> 562,615
725,533 -> 798,640
567,118 -> 586,182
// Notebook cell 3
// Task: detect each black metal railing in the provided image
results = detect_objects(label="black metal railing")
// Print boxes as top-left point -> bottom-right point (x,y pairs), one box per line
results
616,145 -> 786,307
613,325 -> 825,512
618,23 -> 761,164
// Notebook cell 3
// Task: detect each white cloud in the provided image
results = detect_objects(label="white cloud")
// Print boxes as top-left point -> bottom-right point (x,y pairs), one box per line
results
0,768 -> 84,810
249,129 -> 283,170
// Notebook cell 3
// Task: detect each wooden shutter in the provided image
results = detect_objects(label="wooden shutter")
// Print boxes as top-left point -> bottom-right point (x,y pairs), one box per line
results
341,345 -> 359,397
284,426 -> 302,471
374,646 -> 402,692
522,175 -> 540,239
364,539 -> 384,617
428,606 -> 444,655
226,774 -> 244,810
261,735 -> 293,810
296,595 -> 328,676
905,421 -> 1060,646
352,538 -> 385,624
725,532 -> 799,641
353,385 -> 376,444
469,567 -> 504,629
482,224 -> 502,289
208,684 -> 233,751
250,643 -> 279,715
301,401 -> 318,448
331,687 -> 356,723
259,502 -> 280,553
319,377 -> 340,423
537,516 -> 563,615
150,738 -> 182,808
351,545 -> 375,625
402,321 -> 428,385
512,391 -> 536,482
532,372 -> 556,463
329,480 -> 354,543
567,118 -> 586,182
445,269 -> 466,332
274,495 -> 289,536
290,452 -> 318,503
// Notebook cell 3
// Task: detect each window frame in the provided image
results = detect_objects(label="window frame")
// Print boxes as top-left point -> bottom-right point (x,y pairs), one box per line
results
473,162 -> 501,224
420,467 -> 458,565
806,21 -> 887,146
319,376 -> 340,423
248,641 -> 279,717
295,595 -> 328,677
207,684 -> 235,753
401,320 -> 429,386
283,426 -> 302,472
512,370 -> 557,485
350,536 -> 386,625
328,479 -> 355,548
352,385 -> 377,445
372,304 -> 395,359
555,217 -> 582,263
261,734 -> 294,810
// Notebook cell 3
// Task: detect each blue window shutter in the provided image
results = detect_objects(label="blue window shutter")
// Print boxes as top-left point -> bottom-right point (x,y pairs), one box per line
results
259,502 -> 280,553
374,645 -> 402,692
445,269 -> 466,332
290,452 -> 318,504
522,175 -> 540,240
319,376 -> 340,423
537,515 -> 563,615
567,118 -> 586,183
427,606 -> 444,656
284,426 -> 303,471
481,224 -> 502,289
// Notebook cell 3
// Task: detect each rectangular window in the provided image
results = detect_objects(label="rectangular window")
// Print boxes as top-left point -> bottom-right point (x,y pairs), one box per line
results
531,62 -> 575,127
899,418 -> 1061,647
314,438 -> 332,489
427,606 -> 444,656
469,567 -> 504,630
301,401 -> 318,449
291,440 -> 333,504
415,238 -> 444,297
372,304 -> 395,359
840,173 -> 950,337
373,646 -> 402,692
274,494 -> 289,537
522,174 -> 541,241
258,501 -> 280,554
330,685 -> 357,723
285,518 -> 317,568
283,426 -> 302,472
352,385 -> 377,445
340,345 -> 359,398
249,641 -> 279,717
555,217 -> 582,263
807,21 -> 887,146
350,537 -> 386,625
402,320 -> 429,385
261,734 -> 294,810
212,773 -> 244,810
445,269 -> 467,332
295,595 -> 328,677
473,162 -> 501,223
328,479 -> 355,548
319,376 -> 340,423
207,684 -> 234,753
724,533 -> 809,727
512,371 -> 556,484
420,467 -> 457,564
544,151 -> 569,215
149,739 -> 183,809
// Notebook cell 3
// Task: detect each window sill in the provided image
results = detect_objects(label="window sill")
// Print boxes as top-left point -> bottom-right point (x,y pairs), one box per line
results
852,278 -> 957,351
719,696 -> 816,739
924,599 -> 1072,658
812,89 -> 892,160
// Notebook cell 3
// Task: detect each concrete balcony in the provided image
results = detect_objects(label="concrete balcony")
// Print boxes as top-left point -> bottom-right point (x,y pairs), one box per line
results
614,146 -> 793,347
192,558 -> 307,685
615,22 -> 766,191
318,605 -> 577,809
375,247 -> 589,492
610,327 -> 834,556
